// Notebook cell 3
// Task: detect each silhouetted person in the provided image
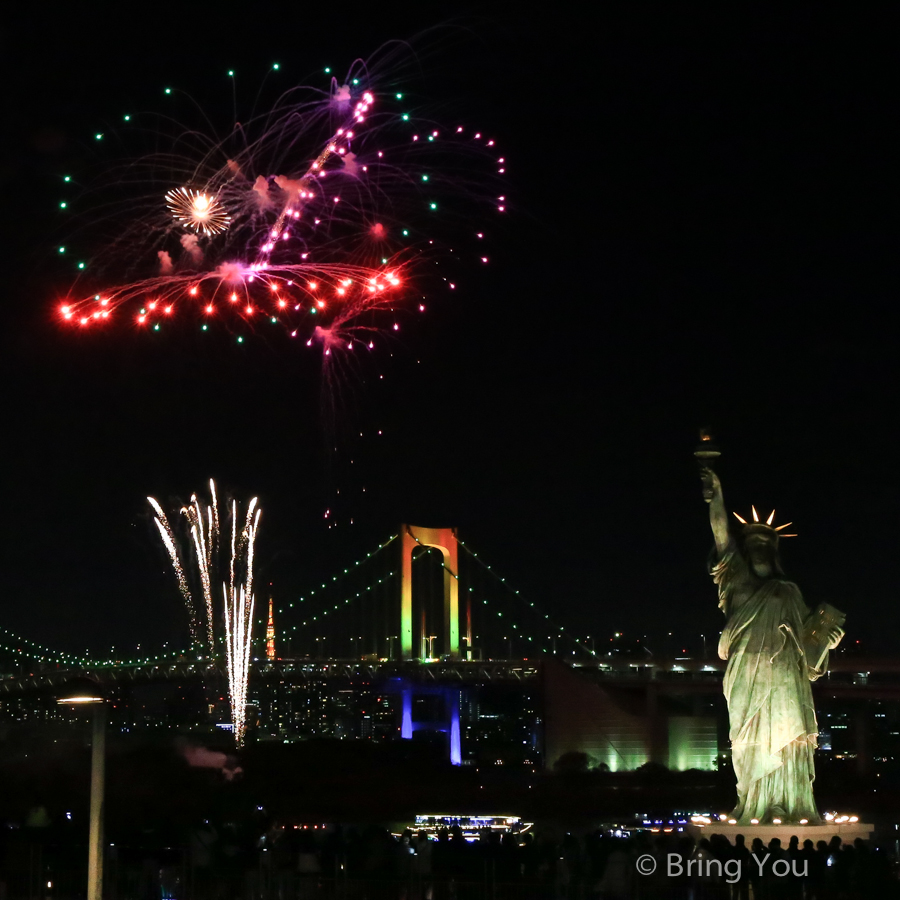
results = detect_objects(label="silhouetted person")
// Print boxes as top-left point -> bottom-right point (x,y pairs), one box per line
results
731,834 -> 750,900
500,831 -> 520,883
750,838 -> 769,900
833,842 -> 853,898
816,840 -> 837,900
801,839 -> 821,900
597,837 -> 632,900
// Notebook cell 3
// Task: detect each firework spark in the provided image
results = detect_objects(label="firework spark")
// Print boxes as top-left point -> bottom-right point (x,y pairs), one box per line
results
56,45 -> 505,353
165,187 -> 231,236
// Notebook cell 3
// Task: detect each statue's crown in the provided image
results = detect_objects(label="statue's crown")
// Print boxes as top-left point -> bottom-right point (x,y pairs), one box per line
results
733,506 -> 797,539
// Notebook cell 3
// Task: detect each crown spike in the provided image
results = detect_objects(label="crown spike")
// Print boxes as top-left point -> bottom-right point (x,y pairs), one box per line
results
779,533 -> 797,538
774,522 -> 793,531
751,506 -> 759,522
733,512 -> 747,524
766,510 -> 775,525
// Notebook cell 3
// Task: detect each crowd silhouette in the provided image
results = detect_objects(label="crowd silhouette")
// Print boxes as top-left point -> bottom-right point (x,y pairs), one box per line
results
187,822 -> 900,899
3,821 -> 898,898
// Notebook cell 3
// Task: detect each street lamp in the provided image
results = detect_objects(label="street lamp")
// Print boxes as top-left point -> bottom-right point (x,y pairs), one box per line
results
58,678 -> 106,900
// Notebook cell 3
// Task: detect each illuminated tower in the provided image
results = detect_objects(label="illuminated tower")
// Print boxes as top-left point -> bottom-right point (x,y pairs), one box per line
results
266,596 -> 275,660
399,525 -> 459,660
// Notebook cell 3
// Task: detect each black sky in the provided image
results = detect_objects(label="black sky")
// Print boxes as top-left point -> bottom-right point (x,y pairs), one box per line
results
0,8 -> 896,657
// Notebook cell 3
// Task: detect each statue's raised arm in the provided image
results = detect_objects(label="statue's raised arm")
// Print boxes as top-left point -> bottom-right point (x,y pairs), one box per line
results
701,467 -> 730,557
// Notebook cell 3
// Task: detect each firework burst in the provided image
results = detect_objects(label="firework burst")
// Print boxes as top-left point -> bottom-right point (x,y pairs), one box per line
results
165,187 -> 231,236
55,43 -> 505,353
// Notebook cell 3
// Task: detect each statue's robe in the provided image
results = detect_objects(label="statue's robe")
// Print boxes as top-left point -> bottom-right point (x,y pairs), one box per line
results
711,543 -> 826,824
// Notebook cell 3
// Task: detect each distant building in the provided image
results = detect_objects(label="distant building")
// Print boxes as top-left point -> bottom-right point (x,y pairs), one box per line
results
542,658 -> 719,772
266,597 -> 276,660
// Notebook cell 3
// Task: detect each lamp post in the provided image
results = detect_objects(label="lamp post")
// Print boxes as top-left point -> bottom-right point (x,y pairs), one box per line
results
58,679 -> 106,900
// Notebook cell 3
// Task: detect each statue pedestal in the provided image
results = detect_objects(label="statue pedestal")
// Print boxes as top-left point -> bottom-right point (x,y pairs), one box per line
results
685,822 -> 874,845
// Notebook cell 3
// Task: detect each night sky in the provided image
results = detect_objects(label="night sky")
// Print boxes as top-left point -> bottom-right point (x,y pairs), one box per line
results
1,9 -> 896,658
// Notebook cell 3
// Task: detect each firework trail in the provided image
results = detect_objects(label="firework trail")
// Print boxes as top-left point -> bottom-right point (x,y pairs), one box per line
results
223,495 -> 261,747
181,480 -> 219,653
210,479 -> 220,547
148,496 -> 202,650
54,42 -> 505,354
224,585 -> 255,748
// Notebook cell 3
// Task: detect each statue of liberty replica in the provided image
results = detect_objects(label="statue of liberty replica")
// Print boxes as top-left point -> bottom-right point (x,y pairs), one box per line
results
697,436 -> 845,825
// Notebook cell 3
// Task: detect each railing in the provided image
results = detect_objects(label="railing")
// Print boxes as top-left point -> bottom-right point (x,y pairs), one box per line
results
0,660 -> 543,696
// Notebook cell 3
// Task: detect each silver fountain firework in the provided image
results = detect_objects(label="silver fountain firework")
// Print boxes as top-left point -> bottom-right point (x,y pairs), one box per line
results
149,481 -> 261,745
223,497 -> 260,746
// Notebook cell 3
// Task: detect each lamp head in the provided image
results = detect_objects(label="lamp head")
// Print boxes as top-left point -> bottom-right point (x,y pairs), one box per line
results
57,677 -> 105,706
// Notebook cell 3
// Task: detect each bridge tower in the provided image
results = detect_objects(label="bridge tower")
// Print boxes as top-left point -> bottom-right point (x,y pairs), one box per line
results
399,525 -> 459,660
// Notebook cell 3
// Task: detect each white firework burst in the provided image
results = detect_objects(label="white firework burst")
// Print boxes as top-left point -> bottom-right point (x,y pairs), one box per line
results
165,187 -> 231,236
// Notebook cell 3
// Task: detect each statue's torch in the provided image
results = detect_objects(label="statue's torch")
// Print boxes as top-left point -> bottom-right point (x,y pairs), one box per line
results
694,428 -> 721,501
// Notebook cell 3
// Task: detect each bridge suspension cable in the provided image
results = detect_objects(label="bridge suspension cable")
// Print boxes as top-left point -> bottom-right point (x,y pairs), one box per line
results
0,627 -> 89,667
283,532 -> 399,658
0,626 -> 201,672
455,538 -> 601,662
278,528 -> 607,663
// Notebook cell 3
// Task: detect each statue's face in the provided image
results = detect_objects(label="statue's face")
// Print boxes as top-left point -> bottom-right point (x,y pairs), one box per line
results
745,537 -> 778,578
